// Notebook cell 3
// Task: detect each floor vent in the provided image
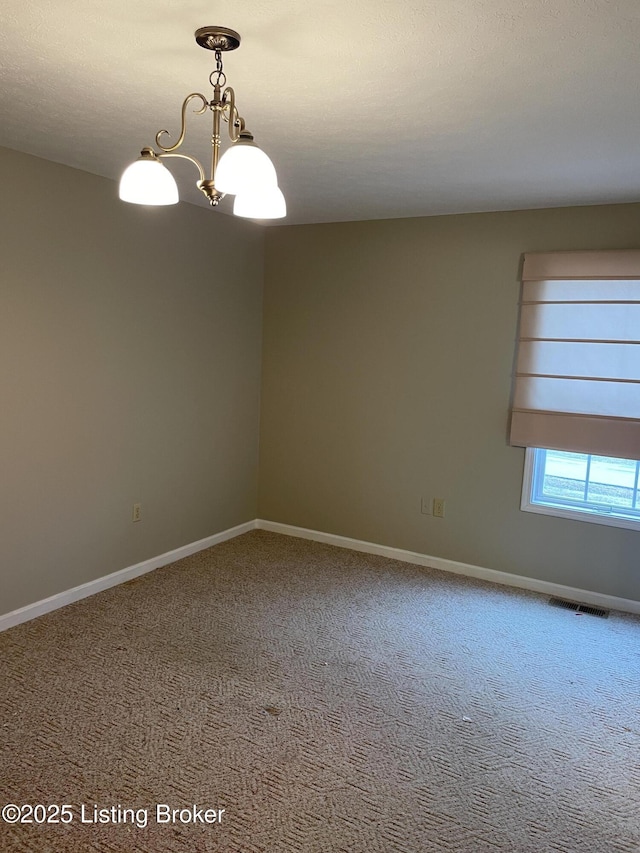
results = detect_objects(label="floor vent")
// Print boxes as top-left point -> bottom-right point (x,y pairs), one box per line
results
577,604 -> 609,618
549,597 -> 609,618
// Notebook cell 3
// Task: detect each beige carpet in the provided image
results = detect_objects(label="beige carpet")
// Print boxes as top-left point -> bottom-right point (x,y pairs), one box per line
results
1,530 -> 639,852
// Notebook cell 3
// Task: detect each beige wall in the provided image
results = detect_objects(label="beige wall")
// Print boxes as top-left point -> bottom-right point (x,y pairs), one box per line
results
260,206 -> 640,602
0,147 -> 264,614
3,146 -> 639,616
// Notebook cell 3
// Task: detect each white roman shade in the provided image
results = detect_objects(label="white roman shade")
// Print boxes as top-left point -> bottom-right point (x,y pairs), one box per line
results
510,251 -> 640,459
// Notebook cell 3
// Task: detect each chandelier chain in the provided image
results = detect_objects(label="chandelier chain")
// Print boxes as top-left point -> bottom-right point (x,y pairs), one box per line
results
209,49 -> 227,89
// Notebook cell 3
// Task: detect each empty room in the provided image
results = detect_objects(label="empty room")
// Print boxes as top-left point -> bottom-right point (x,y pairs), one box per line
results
1,2 -> 639,851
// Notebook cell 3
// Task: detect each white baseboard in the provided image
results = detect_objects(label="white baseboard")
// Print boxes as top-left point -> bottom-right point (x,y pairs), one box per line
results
256,519 -> 640,616
4,516 -> 638,632
0,520 -> 256,633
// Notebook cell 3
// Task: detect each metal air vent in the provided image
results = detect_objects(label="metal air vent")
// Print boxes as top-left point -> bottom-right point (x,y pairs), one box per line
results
549,597 -> 609,618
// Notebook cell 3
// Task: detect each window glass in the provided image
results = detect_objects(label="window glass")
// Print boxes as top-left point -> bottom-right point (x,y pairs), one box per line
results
523,448 -> 640,530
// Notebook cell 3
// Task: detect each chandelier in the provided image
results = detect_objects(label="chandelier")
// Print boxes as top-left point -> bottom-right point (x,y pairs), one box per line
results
119,26 -> 285,219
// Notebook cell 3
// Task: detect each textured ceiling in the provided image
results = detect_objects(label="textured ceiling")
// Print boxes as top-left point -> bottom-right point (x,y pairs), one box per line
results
1,0 -> 640,224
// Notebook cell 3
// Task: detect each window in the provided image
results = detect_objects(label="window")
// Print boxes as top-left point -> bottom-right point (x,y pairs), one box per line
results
509,251 -> 640,528
522,448 -> 640,531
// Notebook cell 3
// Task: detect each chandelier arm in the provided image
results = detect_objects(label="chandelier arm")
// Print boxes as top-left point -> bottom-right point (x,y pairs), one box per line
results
155,93 -> 209,153
221,87 -> 246,141
157,152 -> 206,183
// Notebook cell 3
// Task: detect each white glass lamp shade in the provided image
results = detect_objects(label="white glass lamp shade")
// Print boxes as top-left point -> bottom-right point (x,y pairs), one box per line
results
215,138 -> 278,196
233,185 -> 286,220
119,157 -> 179,205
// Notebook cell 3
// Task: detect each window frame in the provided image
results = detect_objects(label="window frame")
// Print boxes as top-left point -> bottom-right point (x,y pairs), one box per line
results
521,447 -> 640,532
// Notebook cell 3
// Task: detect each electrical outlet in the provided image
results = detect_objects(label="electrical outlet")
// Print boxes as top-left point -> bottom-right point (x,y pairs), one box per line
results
433,498 -> 445,518
421,497 -> 431,515
132,503 -> 142,523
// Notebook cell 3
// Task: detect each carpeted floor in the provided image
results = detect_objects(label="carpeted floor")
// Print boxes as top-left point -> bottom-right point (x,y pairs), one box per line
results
1,530 -> 639,852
